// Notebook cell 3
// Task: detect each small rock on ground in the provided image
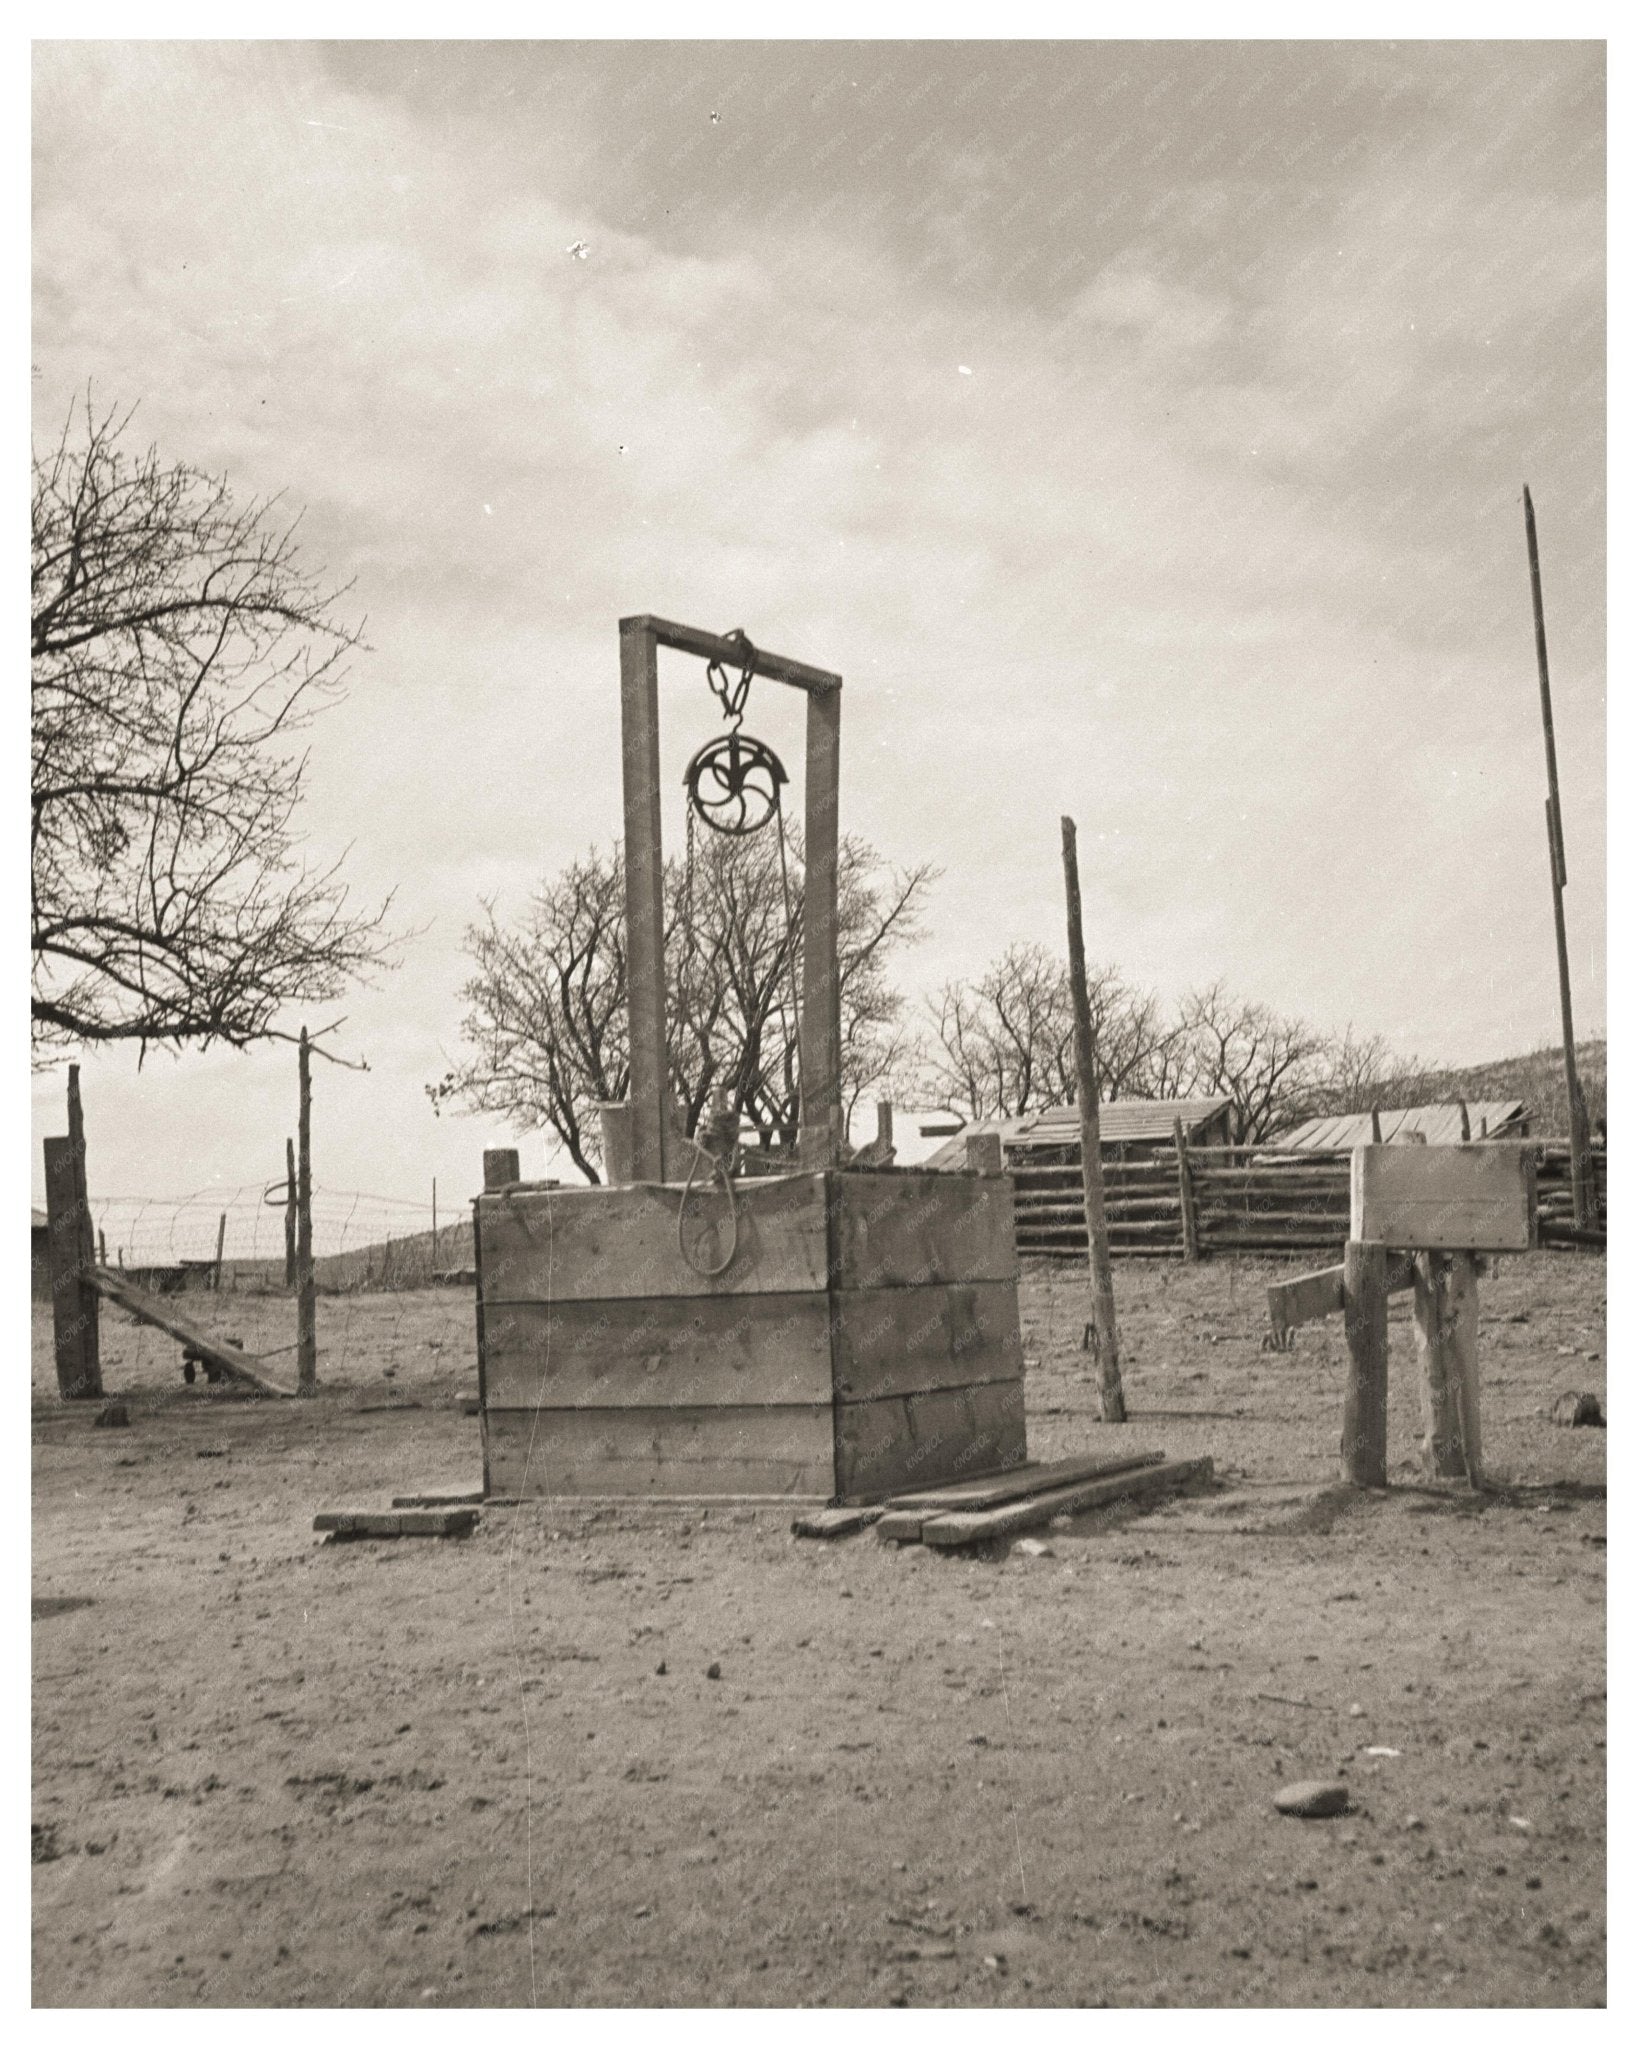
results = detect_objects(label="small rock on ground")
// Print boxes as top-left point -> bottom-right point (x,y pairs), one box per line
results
1274,1781 -> 1351,1819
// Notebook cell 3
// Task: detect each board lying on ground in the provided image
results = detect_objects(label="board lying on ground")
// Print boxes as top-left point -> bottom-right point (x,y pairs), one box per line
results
313,1508 -> 479,1539
877,1453 -> 1211,1547
90,1267 -> 295,1397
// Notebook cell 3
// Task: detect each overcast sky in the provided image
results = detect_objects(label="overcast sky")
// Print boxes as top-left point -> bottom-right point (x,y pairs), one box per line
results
30,39 -> 1605,1229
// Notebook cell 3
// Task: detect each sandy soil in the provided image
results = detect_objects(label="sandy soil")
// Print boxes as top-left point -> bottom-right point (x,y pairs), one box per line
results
32,1253 -> 1605,2008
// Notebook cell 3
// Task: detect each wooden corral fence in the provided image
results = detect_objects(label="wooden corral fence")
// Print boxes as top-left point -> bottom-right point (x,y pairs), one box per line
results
1010,1137 -> 1606,1260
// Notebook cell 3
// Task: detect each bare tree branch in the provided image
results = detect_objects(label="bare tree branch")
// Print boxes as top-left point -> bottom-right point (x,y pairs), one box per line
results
429,832 -> 935,1180
31,396 -> 398,1060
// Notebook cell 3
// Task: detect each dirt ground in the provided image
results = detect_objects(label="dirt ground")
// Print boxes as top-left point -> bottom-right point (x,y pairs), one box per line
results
32,1252 -> 1605,2008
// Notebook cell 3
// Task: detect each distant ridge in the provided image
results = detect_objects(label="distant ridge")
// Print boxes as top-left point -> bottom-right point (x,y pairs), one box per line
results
1398,1039 -> 1605,1139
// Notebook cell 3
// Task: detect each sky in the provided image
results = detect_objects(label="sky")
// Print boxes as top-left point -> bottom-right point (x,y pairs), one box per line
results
29,39 -> 1606,1239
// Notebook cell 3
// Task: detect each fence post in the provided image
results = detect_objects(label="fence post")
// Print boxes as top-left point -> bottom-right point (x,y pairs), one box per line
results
1341,1240 -> 1388,1487
1061,816 -> 1125,1423
214,1211 -> 227,1291
65,1067 -> 101,1386
1414,1250 -> 1482,1485
296,1029 -> 316,1392
1172,1117 -> 1200,1261
44,1135 -> 102,1399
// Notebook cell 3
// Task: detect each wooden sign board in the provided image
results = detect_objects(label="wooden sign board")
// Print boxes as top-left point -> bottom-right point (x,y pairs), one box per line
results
1350,1143 -> 1536,1253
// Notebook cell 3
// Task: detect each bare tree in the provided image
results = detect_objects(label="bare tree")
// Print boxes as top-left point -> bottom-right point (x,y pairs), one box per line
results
429,831 -> 934,1180
31,398 -> 394,1058
923,943 -> 1179,1122
1304,1026 -> 1430,1119
1171,981 -> 1329,1143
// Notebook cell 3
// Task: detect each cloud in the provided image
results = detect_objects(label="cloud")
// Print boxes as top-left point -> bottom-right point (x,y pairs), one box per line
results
32,40 -> 1604,1201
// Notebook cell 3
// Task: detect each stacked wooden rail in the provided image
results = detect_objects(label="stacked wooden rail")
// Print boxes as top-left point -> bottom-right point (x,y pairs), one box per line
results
1010,1139 -> 1605,1260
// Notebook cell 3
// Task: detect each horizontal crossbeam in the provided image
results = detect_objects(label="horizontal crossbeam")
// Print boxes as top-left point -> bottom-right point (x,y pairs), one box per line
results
621,614 -> 842,694
1267,1250 -> 1417,1337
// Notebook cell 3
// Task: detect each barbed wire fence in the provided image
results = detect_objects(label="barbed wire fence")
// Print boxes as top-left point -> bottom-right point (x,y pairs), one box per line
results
50,1169 -> 488,1400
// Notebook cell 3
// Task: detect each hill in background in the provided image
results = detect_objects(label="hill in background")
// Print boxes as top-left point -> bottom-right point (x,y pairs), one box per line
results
1404,1038 -> 1606,1139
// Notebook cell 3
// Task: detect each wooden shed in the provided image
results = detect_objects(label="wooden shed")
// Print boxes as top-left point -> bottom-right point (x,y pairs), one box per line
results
924,1096 -> 1234,1171
1275,1102 -> 1530,1150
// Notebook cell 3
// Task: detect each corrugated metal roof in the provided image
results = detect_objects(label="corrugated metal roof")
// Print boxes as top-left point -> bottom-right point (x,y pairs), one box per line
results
1275,1102 -> 1529,1151
1022,1097 -> 1233,1145
923,1097 -> 1232,1170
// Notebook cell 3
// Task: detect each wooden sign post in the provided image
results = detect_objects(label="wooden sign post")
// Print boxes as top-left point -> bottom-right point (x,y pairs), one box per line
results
1268,1145 -> 1533,1489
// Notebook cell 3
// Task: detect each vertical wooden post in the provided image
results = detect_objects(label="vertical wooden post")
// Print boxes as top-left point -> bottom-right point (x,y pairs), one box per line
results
284,1137 -> 297,1289
598,1105 -> 634,1188
800,683 -> 843,1170
1447,1251 -> 1483,1486
1060,816 -> 1125,1423
965,1131 -> 1003,1174
296,1029 -> 316,1393
1415,1250 -> 1482,1485
1458,1099 -> 1471,1142
432,1176 -> 438,1259
1172,1116 -> 1200,1261
483,1149 -> 521,1191
876,1100 -> 894,1152
97,1228 -> 107,1266
1341,1239 -> 1388,1487
213,1212 -> 227,1291
44,1135 -> 102,1399
619,618 -> 669,1183
65,1066 -> 100,1385
1370,1108 -> 1383,1144
1523,486 -> 1593,1228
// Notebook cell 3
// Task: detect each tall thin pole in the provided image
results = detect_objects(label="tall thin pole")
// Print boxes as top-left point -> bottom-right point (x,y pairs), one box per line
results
284,1138 -> 297,1289
1523,485 -> 1593,1227
296,1029 -> 316,1391
1060,817 -> 1126,1423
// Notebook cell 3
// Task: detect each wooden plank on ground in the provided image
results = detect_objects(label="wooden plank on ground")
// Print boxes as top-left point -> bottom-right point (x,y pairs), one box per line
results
830,1172 -> 1018,1289
917,1456 -> 1213,1547
482,1403 -> 835,1499
1351,1143 -> 1536,1252
482,1293 -> 833,1409
477,1175 -> 830,1302
314,1508 -> 479,1538
90,1268 -> 295,1397
832,1281 -> 1024,1400
834,1379 -> 1027,1502
392,1492 -> 484,1508
883,1449 -> 1164,1514
791,1506 -> 883,1539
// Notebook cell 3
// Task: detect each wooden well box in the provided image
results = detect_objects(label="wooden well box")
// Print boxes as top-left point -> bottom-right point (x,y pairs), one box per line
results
474,1168 -> 1028,1503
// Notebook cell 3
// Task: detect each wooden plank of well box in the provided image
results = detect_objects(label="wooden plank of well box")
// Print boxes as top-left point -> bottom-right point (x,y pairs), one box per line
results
482,1294 -> 833,1409
483,1404 -> 836,1499
830,1281 -> 1024,1401
830,1173 -> 1017,1290
834,1380 -> 1027,1503
478,1175 -> 830,1304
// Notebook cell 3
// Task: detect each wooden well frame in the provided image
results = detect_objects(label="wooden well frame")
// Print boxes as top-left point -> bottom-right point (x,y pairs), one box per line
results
618,614 -> 843,1181
470,616 -> 1030,1503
